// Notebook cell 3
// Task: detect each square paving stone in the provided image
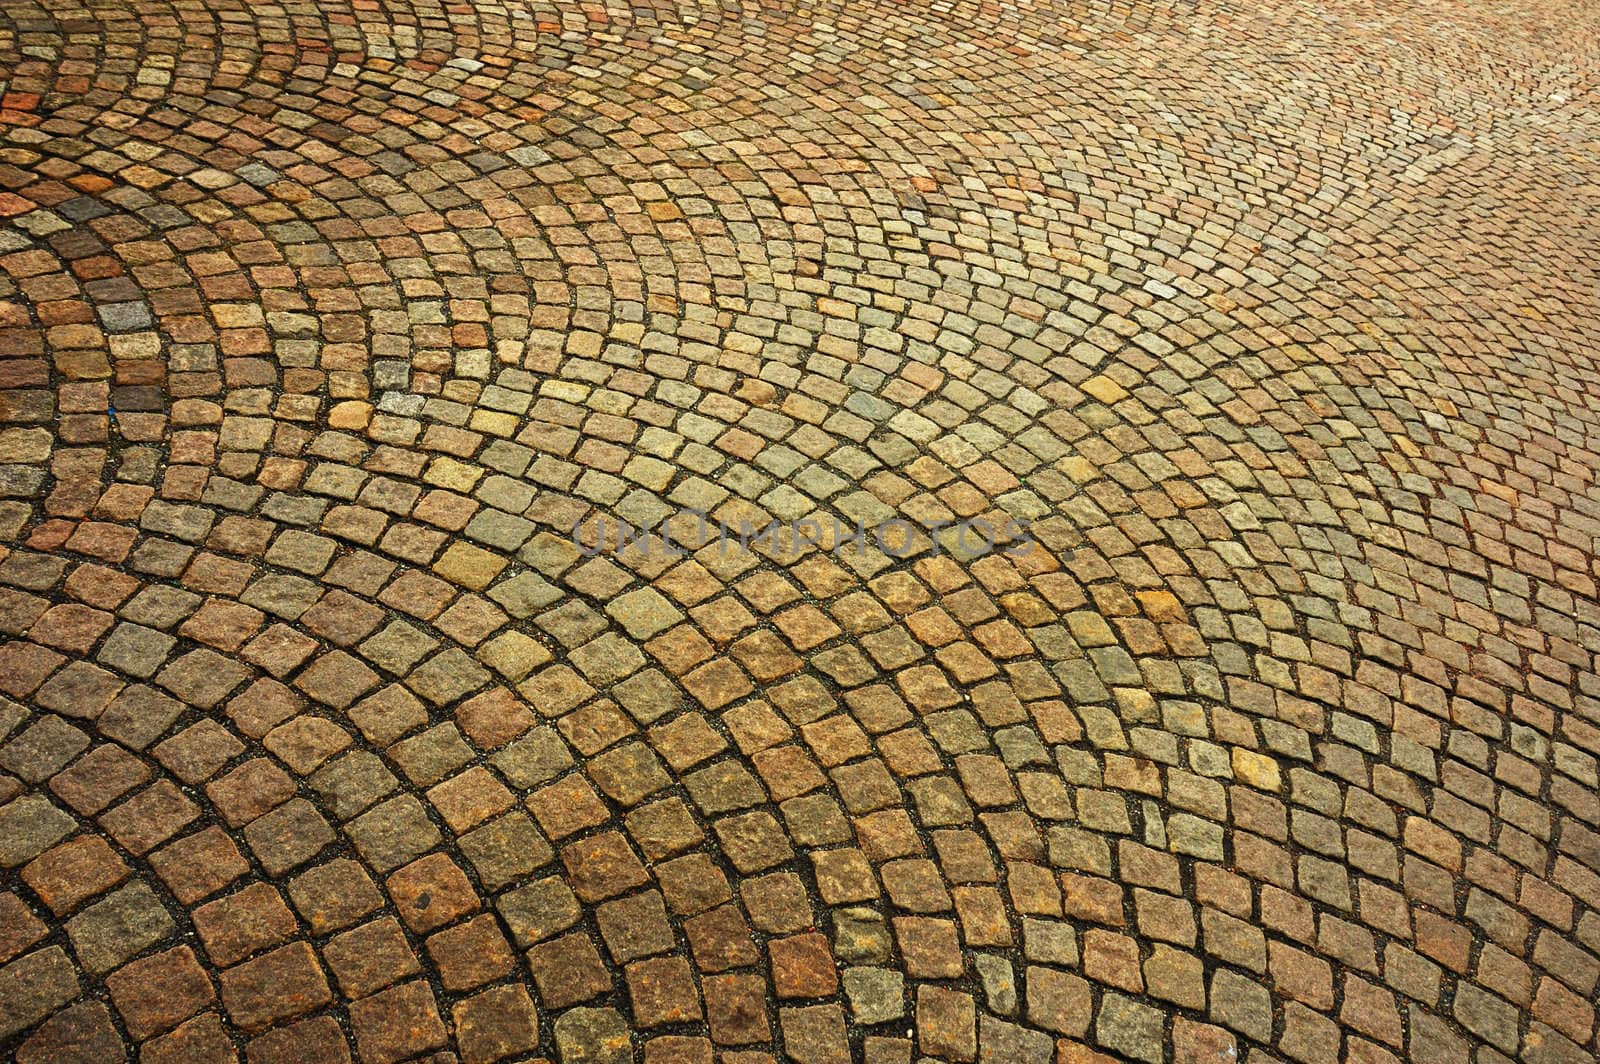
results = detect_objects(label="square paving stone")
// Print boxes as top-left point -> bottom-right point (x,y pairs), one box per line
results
386,853 -> 479,933
347,794 -> 442,872
95,685 -> 185,750
287,858 -> 384,935
489,725 -> 573,789
13,1000 -> 122,1064
323,916 -> 421,999
0,947 -> 81,1040
0,716 -> 89,782
192,882 -> 297,967
308,750 -> 399,820
387,723 -> 475,786
0,794 -> 79,868
152,721 -> 243,785
894,916 -> 964,980
596,889 -> 676,963
976,1014 -> 1053,1064
359,621 -> 438,676
218,941 -> 331,1032
588,741 -> 672,806
206,758 -> 295,827
34,663 -> 125,720
453,984 -> 539,1064
98,780 -> 198,855
241,624 -> 318,679
744,873 -> 814,935
562,831 -> 650,902
346,685 -> 429,746
105,945 -> 214,1039
685,905 -> 761,973
407,648 -> 492,706
21,835 -> 129,915
65,882 -> 174,974
704,973 -> 770,1046
226,679 -> 305,739
845,966 -> 906,1025
1096,992 -> 1166,1063
627,956 -> 703,1028
780,1003 -> 851,1064
917,986 -> 976,1062
427,765 -> 515,832
771,933 -> 839,999
0,644 -> 65,702
294,650 -> 379,710
156,648 -> 250,709
148,827 -> 250,905
119,587 -> 202,631
497,875 -> 582,947
553,1007 -> 631,1064
527,773 -> 611,839
455,687 -> 536,748
243,798 -> 336,875
425,912 -> 516,991
458,811 -> 552,890
348,979 -> 447,1064
529,931 -> 614,1008
262,715 -> 351,774
625,797 -> 705,861
244,1015 -> 352,1064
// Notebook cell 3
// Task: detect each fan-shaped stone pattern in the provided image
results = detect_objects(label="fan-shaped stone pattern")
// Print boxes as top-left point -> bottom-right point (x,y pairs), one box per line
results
2,0 -> 1599,1061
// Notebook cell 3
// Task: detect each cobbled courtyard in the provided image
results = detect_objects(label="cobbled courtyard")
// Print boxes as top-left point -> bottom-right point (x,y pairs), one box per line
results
1,0 -> 1598,1061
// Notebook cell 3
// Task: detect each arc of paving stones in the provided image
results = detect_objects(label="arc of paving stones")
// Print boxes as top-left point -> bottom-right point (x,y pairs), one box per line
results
0,8 -> 902,1062
3,0 -> 1600,1056
0,154 -> 558,1064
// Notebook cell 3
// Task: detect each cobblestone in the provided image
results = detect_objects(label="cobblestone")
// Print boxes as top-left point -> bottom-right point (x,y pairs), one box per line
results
0,0 -> 1598,1058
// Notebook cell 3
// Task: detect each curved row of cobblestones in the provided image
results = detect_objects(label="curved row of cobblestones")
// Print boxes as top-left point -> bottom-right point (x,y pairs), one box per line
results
1,0 -> 1598,1062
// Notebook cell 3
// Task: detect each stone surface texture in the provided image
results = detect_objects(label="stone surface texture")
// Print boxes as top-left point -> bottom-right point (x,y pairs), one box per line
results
0,0 -> 1598,1061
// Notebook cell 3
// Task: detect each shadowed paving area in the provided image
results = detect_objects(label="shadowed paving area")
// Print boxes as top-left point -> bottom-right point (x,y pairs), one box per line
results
1,0 -> 1599,1060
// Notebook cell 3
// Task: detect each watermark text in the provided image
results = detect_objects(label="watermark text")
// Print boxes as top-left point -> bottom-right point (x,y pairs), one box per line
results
570,509 -> 1035,561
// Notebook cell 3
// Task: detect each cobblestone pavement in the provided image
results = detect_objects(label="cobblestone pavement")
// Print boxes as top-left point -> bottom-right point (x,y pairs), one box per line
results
1,0 -> 1598,1060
